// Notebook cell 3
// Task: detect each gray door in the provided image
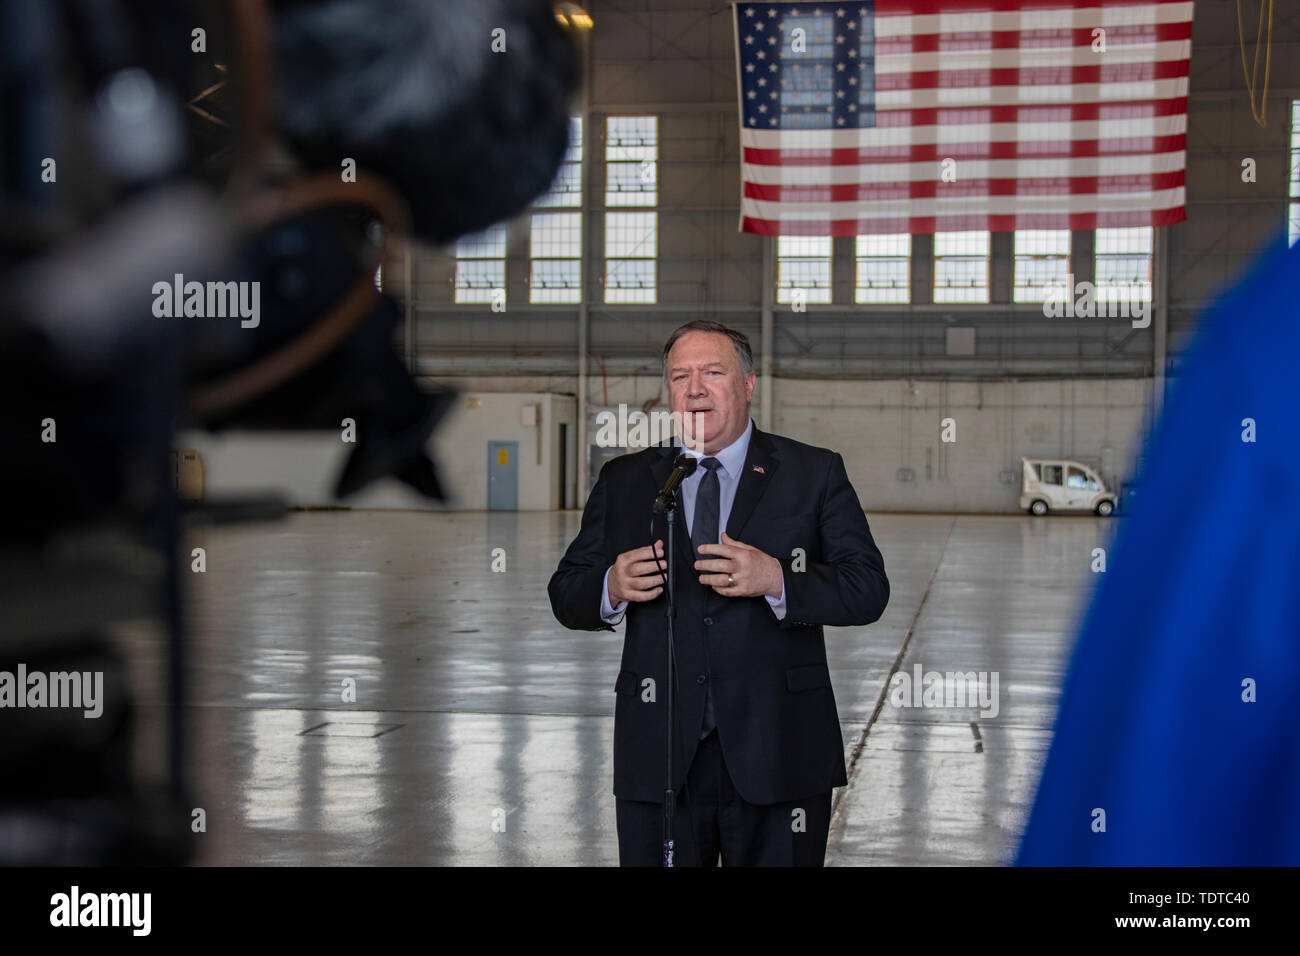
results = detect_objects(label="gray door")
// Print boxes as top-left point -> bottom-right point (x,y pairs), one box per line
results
487,440 -> 518,510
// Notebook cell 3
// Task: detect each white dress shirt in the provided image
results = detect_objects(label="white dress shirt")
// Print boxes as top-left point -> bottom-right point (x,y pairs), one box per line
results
600,417 -> 787,624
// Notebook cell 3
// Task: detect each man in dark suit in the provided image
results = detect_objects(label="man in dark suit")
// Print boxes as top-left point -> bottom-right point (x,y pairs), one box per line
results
548,320 -> 889,866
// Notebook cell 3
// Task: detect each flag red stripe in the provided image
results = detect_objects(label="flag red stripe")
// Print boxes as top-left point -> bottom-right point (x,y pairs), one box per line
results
876,57 -> 1188,92
743,134 -> 1187,166
872,0 -> 1190,14
744,169 -> 1186,202
876,21 -> 1192,54
872,98 -> 1190,125
741,207 -> 1187,237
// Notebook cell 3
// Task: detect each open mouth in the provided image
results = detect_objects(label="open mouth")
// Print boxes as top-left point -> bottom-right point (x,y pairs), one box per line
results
685,409 -> 714,429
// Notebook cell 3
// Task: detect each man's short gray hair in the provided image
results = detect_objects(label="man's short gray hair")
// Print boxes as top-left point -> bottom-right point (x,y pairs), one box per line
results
661,320 -> 755,381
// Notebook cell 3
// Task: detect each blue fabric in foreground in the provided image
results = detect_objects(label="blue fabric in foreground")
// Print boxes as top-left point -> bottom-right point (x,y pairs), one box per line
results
1016,232 -> 1300,865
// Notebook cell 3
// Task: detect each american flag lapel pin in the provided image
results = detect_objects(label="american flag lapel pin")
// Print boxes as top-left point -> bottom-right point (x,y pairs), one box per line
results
752,465 -> 765,475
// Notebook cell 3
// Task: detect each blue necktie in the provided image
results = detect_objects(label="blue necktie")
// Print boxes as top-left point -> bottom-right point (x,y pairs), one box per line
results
692,458 -> 721,736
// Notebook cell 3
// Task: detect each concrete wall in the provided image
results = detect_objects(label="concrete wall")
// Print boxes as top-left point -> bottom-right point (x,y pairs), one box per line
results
774,377 -> 1151,512
413,373 -> 1153,513
179,373 -> 1148,514
179,392 -> 576,511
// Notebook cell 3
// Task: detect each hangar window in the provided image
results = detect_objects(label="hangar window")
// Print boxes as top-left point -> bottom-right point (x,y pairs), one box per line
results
454,225 -> 507,305
531,117 -> 583,303
933,231 -> 990,303
777,236 -> 833,304
1290,99 -> 1300,246
1095,227 -> 1153,305
1013,230 -> 1070,304
531,213 -> 582,303
855,234 -> 911,303
605,116 -> 657,304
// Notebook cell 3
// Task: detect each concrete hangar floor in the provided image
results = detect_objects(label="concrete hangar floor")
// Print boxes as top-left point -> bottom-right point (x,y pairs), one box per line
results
124,509 -> 1109,865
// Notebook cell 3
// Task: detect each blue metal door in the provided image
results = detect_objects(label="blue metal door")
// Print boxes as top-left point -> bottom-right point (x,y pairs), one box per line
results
487,440 -> 518,510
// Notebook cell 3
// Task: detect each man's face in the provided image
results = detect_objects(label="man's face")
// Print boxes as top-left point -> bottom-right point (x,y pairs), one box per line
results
665,331 -> 756,455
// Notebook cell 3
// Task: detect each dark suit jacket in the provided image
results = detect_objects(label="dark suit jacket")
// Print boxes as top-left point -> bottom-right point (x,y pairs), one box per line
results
547,425 -> 889,804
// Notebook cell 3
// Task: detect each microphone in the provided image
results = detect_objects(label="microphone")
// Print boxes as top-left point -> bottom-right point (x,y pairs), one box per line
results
652,454 -> 698,514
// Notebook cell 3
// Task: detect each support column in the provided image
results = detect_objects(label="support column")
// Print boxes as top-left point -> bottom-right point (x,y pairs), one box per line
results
578,303 -> 589,504
576,28 -> 593,506
760,237 -> 774,430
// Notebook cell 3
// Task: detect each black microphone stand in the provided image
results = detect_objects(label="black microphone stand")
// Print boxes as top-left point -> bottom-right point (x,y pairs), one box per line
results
650,451 -> 696,867
661,488 -> 679,867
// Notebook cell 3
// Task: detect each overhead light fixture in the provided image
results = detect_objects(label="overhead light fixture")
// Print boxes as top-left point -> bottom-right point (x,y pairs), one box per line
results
554,2 -> 594,30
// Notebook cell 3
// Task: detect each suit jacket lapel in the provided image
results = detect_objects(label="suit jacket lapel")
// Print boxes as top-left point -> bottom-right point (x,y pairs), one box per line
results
725,427 -> 780,541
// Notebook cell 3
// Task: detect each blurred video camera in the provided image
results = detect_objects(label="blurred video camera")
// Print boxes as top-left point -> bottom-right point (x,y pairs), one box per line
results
0,0 -> 580,863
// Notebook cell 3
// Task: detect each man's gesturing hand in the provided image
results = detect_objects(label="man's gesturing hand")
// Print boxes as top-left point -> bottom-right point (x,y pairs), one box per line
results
695,531 -> 783,598
607,539 -> 667,605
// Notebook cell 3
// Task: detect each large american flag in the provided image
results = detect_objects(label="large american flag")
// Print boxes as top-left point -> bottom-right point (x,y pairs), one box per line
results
733,1 -> 1194,236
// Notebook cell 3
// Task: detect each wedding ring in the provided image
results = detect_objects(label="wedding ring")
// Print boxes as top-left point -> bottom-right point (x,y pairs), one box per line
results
728,574 -> 735,586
